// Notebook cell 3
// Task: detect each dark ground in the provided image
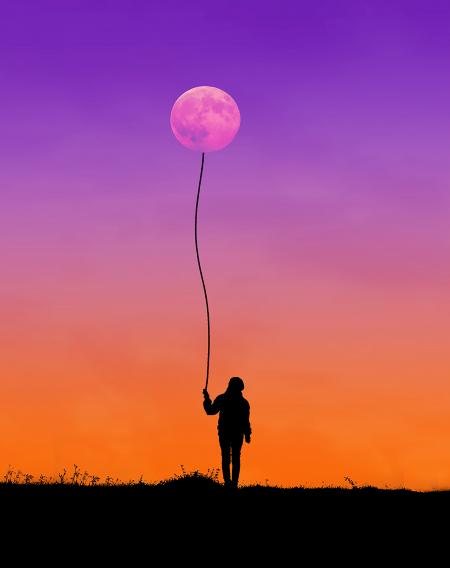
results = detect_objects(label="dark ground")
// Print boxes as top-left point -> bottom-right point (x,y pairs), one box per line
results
1,473 -> 448,525
1,473 -> 447,560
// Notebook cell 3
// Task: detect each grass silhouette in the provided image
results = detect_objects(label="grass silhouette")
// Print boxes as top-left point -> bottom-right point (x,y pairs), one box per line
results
2,463 -> 446,548
2,463 -> 449,495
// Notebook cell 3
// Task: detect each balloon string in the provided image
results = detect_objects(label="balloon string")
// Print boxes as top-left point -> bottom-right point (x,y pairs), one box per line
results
194,152 -> 210,391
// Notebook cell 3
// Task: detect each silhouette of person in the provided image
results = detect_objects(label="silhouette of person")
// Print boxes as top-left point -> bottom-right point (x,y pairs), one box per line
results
203,376 -> 251,488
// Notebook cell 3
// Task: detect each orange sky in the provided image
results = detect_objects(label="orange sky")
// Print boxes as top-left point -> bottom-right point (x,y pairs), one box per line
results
1,235 -> 449,490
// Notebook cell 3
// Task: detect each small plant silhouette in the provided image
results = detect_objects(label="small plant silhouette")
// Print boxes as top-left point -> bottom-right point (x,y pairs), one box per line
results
58,468 -> 67,484
344,476 -> 358,489
173,465 -> 220,482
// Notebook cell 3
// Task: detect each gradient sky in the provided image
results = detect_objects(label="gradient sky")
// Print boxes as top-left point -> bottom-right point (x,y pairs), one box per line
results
1,0 -> 449,489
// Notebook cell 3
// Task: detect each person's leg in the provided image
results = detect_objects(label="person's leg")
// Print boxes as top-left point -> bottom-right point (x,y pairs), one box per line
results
231,434 -> 244,488
219,434 -> 231,486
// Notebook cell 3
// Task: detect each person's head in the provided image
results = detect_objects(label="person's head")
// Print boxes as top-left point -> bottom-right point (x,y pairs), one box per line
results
227,376 -> 245,395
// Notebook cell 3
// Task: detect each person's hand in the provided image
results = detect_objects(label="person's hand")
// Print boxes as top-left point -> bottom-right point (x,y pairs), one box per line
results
202,389 -> 210,399
245,433 -> 251,444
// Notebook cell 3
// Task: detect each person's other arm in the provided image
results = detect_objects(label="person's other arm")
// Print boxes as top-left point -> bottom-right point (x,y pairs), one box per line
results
202,390 -> 221,415
244,400 -> 252,443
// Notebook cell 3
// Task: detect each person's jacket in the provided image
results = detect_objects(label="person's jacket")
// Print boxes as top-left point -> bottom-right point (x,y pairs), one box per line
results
203,391 -> 251,438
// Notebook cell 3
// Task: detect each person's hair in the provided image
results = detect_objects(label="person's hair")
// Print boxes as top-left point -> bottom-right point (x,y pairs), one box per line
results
227,376 -> 244,392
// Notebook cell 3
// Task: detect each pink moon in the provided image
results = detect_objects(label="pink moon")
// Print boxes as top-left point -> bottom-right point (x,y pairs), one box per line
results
170,86 -> 241,153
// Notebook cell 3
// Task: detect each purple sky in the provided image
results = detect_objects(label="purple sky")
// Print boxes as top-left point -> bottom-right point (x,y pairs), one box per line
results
1,1 -> 449,265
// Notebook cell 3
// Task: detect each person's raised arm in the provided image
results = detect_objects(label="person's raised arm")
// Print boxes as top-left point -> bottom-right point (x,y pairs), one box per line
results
202,389 -> 221,415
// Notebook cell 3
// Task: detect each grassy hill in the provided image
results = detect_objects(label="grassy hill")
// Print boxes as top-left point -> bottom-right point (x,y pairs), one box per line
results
1,466 -> 446,557
2,465 -> 448,509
